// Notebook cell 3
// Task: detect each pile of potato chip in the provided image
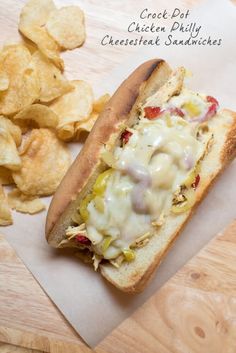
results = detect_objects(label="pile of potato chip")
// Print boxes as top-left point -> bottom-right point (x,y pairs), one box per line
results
0,0 -> 110,226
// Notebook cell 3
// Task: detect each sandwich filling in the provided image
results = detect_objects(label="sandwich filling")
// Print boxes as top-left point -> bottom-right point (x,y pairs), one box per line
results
59,68 -> 219,269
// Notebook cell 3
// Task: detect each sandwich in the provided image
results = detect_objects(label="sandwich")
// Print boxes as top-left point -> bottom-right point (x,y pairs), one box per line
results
46,59 -> 236,292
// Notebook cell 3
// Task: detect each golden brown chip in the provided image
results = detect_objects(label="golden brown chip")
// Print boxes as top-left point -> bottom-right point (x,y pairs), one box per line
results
74,93 -> 110,138
75,112 -> 98,138
31,51 -> 73,102
12,120 -> 30,134
12,128 -> 71,196
19,0 -> 56,27
0,167 -> 13,185
0,184 -> 13,226
57,123 -> 75,141
0,116 -> 22,146
46,6 -> 86,50
27,27 -> 64,71
0,44 -> 40,115
0,71 -> 9,91
14,104 -> 59,129
19,0 -> 63,70
50,80 -> 93,139
93,94 -> 110,113
21,38 -> 38,54
0,125 -> 21,171
8,188 -> 46,214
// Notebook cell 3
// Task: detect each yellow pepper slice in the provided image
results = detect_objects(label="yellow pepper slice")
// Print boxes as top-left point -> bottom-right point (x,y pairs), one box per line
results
102,236 -> 113,254
123,248 -> 136,262
183,101 -> 201,118
94,196 -> 105,213
79,169 -> 113,222
79,194 -> 94,222
184,164 -> 200,188
93,169 -> 113,196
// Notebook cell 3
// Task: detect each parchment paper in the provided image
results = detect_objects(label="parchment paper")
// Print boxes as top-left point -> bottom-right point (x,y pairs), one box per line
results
2,0 -> 236,347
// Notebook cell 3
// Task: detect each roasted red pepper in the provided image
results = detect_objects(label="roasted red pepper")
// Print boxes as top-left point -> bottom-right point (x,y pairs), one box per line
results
75,234 -> 91,245
144,106 -> 162,119
206,104 -> 218,119
206,96 -> 219,106
168,107 -> 185,117
192,174 -> 200,189
205,96 -> 219,120
121,130 -> 133,144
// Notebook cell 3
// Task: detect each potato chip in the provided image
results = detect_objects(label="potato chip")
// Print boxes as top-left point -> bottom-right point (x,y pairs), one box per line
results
0,167 -> 13,185
75,111 -> 98,138
46,6 -> 86,50
25,27 -> 64,71
74,93 -> 110,138
21,38 -> 38,54
8,188 -> 46,214
0,44 -> 31,73
0,184 -> 13,226
0,125 -> 21,171
50,80 -> 93,132
0,116 -> 22,146
14,104 -> 59,129
0,71 -> 9,91
12,119 -> 30,134
31,51 -> 73,102
93,94 -> 110,113
19,0 -> 56,28
57,123 -> 75,141
12,129 -> 71,196
0,44 -> 40,115
19,0 -> 63,70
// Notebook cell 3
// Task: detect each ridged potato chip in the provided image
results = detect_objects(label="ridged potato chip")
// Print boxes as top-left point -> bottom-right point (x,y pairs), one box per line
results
31,51 -> 73,102
0,167 -> 13,185
74,94 -> 110,138
0,184 -> 12,226
75,111 -> 98,138
8,188 -> 46,214
0,44 -> 31,74
12,129 -> 71,196
19,0 -> 63,70
57,123 -> 75,141
21,38 -> 38,54
0,125 -> 21,171
19,0 -> 56,27
46,6 -> 86,50
50,80 -> 93,139
93,94 -> 110,113
0,71 -> 9,91
0,44 -> 40,115
27,28 -> 64,71
14,104 -> 59,129
0,116 -> 22,146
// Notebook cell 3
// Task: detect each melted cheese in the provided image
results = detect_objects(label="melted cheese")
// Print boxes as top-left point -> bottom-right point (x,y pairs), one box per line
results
85,89 -> 210,259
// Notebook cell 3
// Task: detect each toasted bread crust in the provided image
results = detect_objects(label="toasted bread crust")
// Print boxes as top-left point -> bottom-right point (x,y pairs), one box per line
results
220,110 -> 236,164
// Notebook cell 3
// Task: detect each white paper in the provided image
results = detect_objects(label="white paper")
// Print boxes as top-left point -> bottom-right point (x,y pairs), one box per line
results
2,0 -> 236,347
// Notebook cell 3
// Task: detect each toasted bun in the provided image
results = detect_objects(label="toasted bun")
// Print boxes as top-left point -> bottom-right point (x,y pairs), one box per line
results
46,59 -> 236,293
